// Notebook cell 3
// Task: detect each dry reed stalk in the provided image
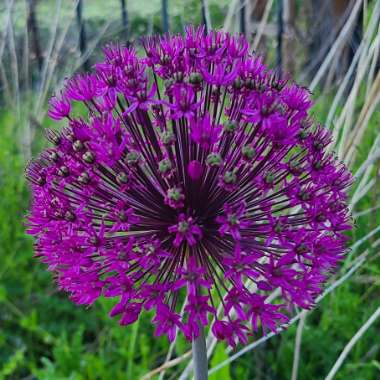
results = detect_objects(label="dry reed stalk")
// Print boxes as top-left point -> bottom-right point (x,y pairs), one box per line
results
252,0 -> 274,51
290,313 -> 306,380
336,4 -> 380,159
309,0 -> 363,92
324,307 -> 380,380
344,71 -> 380,165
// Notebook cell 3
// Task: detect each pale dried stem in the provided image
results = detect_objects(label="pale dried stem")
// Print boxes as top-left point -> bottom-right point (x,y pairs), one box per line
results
337,8 -> 380,159
291,313 -> 306,380
324,307 -> 380,380
6,0 -> 20,116
326,7 -> 380,131
35,0 -> 62,115
366,25 -> 380,97
72,20 -> 113,72
252,0 -> 274,51
140,351 -> 192,380
222,0 -> 239,32
309,0 -> 363,92
344,71 -> 380,165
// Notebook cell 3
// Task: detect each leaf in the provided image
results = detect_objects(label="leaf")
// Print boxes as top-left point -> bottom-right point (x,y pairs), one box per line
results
209,343 -> 231,380
0,285 -> 7,302
0,347 -> 25,380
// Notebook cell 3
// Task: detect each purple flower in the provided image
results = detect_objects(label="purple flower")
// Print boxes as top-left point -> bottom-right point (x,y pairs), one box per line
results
123,82 -> 159,114
190,112 -> 221,149
65,73 -> 99,101
48,94 -> 71,120
211,319 -> 248,348
247,294 -> 288,332
201,62 -> 240,86
153,304 -> 183,342
26,27 -> 353,347
184,295 -> 215,340
187,160 -> 203,181
172,256 -> 211,296
216,202 -> 250,240
168,214 -> 203,247
223,245 -> 261,285
166,84 -> 202,119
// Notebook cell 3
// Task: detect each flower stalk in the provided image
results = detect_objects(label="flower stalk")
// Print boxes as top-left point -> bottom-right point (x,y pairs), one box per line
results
192,322 -> 208,380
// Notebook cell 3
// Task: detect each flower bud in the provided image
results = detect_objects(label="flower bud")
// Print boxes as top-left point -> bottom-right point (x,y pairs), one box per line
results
187,160 -> 203,181
159,159 -> 172,174
223,120 -> 238,133
82,151 -> 95,164
116,172 -> 129,185
57,166 -> 69,177
206,153 -> 222,167
73,140 -> 84,152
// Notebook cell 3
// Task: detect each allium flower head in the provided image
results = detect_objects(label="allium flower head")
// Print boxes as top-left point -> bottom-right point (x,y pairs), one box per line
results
26,26 -> 352,347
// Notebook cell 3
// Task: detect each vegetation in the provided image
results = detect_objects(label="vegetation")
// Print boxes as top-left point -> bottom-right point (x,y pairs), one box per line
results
0,1 -> 379,379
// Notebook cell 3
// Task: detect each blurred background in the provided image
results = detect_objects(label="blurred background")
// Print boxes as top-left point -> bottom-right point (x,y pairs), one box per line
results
0,0 -> 379,379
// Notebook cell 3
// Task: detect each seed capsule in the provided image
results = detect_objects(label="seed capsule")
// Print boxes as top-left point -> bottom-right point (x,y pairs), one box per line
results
223,171 -> 237,184
167,187 -> 183,201
206,153 -> 222,167
82,151 -> 95,164
299,190 -> 311,201
57,165 -> 69,177
241,145 -> 255,160
126,151 -> 139,166
116,172 -> 129,185
223,120 -> 238,133
118,210 -> 128,222
36,176 -> 46,186
64,211 -> 75,222
73,140 -> 84,152
313,140 -> 324,151
161,130 -> 175,145
264,173 -> 275,184
49,151 -> 59,162
298,129 -> 308,140
78,172 -> 90,184
188,72 -> 202,84
233,77 -> 242,90
178,221 -> 189,233
159,159 -> 172,174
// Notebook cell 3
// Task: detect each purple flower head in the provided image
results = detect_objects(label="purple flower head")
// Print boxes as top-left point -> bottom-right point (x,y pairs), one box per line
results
168,214 -> 203,247
65,73 -> 99,101
190,112 -> 221,149
48,93 -> 72,120
166,84 -> 202,120
26,27 -> 353,347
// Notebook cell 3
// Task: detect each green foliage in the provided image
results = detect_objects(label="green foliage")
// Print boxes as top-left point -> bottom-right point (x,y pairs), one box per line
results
210,343 -> 231,380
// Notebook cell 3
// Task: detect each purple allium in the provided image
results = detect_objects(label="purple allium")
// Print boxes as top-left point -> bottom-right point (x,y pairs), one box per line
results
26,26 -> 352,347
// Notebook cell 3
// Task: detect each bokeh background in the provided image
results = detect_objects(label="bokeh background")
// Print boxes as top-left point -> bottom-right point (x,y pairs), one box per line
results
1,0 -> 380,379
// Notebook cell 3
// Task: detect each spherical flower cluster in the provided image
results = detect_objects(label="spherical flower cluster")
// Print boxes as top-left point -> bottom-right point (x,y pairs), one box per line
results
26,26 -> 352,347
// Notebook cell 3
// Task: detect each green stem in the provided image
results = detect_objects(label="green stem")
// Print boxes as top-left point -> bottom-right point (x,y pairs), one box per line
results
127,318 -> 139,379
